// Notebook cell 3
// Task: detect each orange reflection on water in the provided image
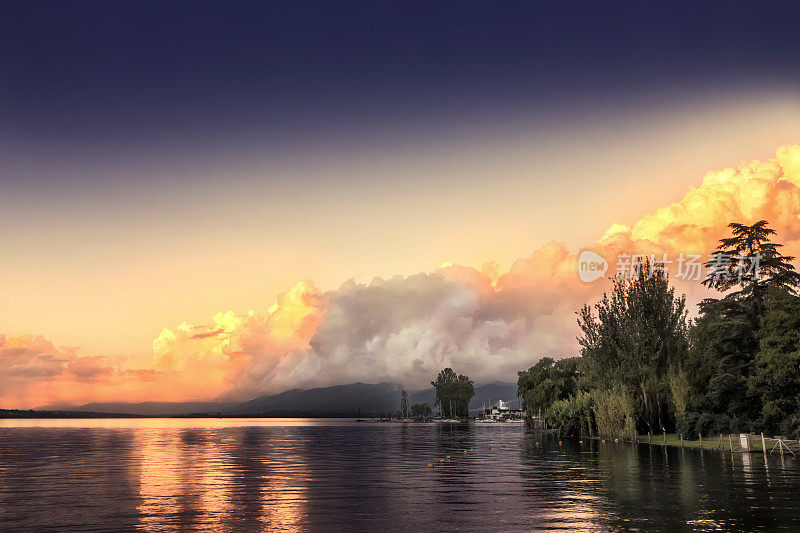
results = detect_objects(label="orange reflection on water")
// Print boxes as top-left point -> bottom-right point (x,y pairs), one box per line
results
135,427 -> 235,530
129,419 -> 311,532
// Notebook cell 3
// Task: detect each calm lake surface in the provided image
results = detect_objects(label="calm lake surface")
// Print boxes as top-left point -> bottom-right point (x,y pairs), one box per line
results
0,419 -> 798,532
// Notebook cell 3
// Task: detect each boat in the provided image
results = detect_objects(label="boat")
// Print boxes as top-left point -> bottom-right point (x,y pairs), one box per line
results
476,401 -> 497,422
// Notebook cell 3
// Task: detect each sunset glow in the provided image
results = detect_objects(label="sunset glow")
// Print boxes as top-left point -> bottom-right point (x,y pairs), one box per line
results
4,4 -> 800,531
3,145 -> 800,408
2,2 -> 799,412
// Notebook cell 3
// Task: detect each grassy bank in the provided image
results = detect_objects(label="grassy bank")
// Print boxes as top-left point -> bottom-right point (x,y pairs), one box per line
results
637,433 -> 780,452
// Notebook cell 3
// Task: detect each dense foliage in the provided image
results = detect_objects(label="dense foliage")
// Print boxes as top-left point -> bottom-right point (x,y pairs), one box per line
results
578,259 -> 689,435
410,402 -> 432,421
432,368 -> 475,418
518,220 -> 800,439
517,357 -> 580,417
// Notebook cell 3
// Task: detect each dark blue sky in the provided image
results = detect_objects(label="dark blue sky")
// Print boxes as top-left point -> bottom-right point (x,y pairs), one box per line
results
2,1 -> 799,156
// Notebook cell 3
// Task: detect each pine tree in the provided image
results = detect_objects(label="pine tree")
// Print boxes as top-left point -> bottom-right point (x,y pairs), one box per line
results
702,220 -> 800,320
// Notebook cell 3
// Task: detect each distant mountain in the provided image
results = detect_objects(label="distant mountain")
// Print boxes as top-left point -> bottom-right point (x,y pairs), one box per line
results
35,380 -> 519,417
234,382 -> 404,416
41,401 -> 238,417
0,408 -> 144,419
471,381 -> 521,410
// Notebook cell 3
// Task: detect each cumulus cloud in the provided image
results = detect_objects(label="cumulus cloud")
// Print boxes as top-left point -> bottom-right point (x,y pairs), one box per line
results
4,144 -> 800,407
593,144 -> 800,300
149,280 -> 324,401
603,144 -> 800,254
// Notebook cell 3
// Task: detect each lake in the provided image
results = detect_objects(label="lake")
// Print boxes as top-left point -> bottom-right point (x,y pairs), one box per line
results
0,418 -> 798,531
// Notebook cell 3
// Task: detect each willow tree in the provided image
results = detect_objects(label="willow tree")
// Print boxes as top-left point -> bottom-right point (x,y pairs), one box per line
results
517,356 -> 580,417
577,260 -> 689,434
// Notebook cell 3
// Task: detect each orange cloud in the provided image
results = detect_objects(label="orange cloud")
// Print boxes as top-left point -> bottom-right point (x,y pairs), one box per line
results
4,144 -> 800,408
149,280 -> 324,401
0,334 -> 152,408
601,144 -> 800,254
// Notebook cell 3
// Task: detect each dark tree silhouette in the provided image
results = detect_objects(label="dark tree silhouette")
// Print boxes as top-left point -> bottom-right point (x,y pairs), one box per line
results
702,220 -> 800,319
399,390 -> 409,419
431,368 -> 475,418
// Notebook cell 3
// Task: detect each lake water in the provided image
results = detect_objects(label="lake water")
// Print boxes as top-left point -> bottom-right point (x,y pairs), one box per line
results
0,418 -> 798,531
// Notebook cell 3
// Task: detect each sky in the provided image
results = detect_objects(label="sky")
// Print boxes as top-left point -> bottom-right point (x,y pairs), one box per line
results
1,1 -> 800,408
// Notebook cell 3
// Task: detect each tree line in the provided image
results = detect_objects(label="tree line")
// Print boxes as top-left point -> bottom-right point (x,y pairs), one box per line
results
518,220 -> 800,439
394,367 -> 476,420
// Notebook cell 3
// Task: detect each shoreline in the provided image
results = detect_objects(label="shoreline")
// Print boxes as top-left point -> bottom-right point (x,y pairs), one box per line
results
570,433 -> 800,456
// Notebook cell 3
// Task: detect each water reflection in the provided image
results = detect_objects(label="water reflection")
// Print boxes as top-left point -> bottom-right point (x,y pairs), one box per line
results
0,428 -> 143,530
0,419 -> 798,531
133,426 -> 311,531
136,428 -> 232,530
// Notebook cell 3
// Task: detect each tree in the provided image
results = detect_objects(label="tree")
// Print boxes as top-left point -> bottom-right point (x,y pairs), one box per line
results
399,390 -> 409,419
702,220 -> 800,321
683,297 -> 758,433
593,388 -> 637,439
547,391 -> 594,436
517,356 -> 581,416
683,221 -> 800,435
667,364 -> 690,420
520,221 -> 800,439
577,260 -> 689,434
410,403 -> 432,421
748,287 -> 800,437
431,368 -> 475,418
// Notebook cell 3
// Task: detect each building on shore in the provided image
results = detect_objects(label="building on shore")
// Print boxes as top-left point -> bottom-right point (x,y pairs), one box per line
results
479,399 -> 526,421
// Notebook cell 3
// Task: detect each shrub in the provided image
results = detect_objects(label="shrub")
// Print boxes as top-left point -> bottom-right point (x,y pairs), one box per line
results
547,391 -> 595,436
593,388 -> 637,439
